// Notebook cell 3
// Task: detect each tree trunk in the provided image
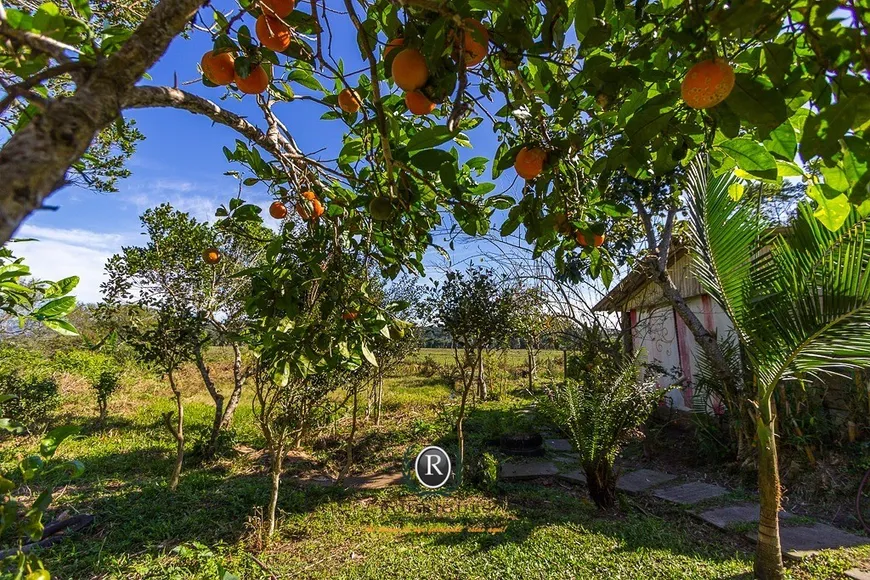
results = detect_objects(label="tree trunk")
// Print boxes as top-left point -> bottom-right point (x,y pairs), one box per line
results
755,395 -> 784,580
164,371 -> 184,491
562,350 -> 568,379
194,348 -> 224,459
339,386 -> 359,481
98,401 -> 107,424
455,349 -> 480,472
477,354 -> 487,400
267,440 -> 285,537
584,458 -> 617,509
527,347 -> 536,390
217,343 -> 246,432
0,0 -> 209,245
375,370 -> 383,426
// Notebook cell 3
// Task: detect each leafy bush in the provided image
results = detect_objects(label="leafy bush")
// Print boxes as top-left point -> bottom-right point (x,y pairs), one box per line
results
540,351 -> 663,509
93,370 -> 121,423
0,371 -> 59,432
468,451 -> 499,492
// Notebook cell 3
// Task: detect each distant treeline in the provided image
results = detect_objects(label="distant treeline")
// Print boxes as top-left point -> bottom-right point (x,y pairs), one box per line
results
416,326 -> 561,350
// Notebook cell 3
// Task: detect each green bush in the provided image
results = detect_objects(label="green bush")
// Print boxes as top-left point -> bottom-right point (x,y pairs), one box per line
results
0,347 -> 58,430
93,370 -> 121,422
0,371 -> 60,431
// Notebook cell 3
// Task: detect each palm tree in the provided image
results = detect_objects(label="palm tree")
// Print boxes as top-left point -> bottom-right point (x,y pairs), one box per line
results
683,158 -> 870,580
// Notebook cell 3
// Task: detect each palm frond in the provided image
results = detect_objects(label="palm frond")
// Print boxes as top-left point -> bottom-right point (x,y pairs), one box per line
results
683,157 -> 771,344
747,203 -> 870,393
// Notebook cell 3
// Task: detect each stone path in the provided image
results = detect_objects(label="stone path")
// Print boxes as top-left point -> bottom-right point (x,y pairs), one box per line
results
499,450 -> 870,560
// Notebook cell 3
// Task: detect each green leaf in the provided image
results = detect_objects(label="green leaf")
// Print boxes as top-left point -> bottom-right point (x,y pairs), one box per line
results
34,295 -> 76,319
407,127 -> 453,152
728,182 -> 746,201
40,425 -> 80,458
410,149 -> 453,172
807,183 -> 851,231
287,68 -> 323,92
360,340 -> 378,367
718,139 -> 777,180
764,122 -> 797,161
42,319 -> 78,336
725,74 -> 788,133
574,0 -> 595,37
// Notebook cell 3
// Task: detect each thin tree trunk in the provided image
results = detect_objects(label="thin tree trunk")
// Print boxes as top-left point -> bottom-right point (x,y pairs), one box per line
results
164,371 -> 184,491
375,371 -> 383,426
584,458 -> 617,509
193,348 -> 224,458
755,395 -> 784,580
98,401 -> 107,424
562,350 -> 567,378
339,386 -> 359,481
217,343 -> 246,432
527,347 -> 535,390
477,354 -> 487,400
455,349 -> 480,471
267,440 -> 285,537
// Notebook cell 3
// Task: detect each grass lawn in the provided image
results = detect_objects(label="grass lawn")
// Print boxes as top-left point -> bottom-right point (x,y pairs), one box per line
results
2,349 -> 868,578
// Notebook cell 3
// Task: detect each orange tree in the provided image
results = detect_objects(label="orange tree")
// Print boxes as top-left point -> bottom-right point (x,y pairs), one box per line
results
1,0 -> 868,576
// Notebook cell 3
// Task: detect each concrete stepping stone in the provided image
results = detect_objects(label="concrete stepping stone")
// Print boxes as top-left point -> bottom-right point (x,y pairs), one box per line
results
552,453 -> 580,464
846,569 -> 870,580
344,472 -> 403,490
749,523 -> 870,559
500,461 -> 559,481
697,503 -> 791,530
653,481 -> 728,505
616,469 -> 677,493
556,470 -> 587,485
544,438 -> 573,452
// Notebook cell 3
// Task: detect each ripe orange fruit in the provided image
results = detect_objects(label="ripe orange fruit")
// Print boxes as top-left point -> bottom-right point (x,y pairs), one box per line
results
514,147 -> 546,180
260,0 -> 294,18
391,48 -> 428,91
405,91 -> 436,115
461,18 -> 489,67
235,65 -> 269,94
296,191 -> 325,220
201,50 -> 235,85
338,88 -> 362,113
681,58 -> 735,109
256,15 -> 291,52
576,231 -> 605,247
202,247 -> 221,264
383,38 -> 404,60
269,201 -> 288,219
342,311 -> 359,321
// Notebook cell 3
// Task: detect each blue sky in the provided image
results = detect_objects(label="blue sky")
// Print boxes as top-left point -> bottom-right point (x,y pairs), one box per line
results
13,1 -> 522,303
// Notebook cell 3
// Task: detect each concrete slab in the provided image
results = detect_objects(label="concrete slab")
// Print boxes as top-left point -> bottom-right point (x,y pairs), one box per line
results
779,523 -> 870,559
556,470 -> 587,485
551,454 -> 580,465
697,503 -> 791,530
500,461 -> 559,481
616,469 -> 677,493
544,439 -> 574,452
652,481 -> 728,505
846,569 -> 870,580
344,472 -> 403,490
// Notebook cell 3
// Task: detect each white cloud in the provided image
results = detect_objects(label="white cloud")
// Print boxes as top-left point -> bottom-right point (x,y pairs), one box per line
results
12,226 -> 126,304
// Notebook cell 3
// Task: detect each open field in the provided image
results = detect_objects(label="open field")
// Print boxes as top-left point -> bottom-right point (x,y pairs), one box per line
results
1,347 -> 869,579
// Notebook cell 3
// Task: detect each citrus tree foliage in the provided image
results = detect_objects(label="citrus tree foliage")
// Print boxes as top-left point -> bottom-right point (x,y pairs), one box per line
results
0,245 -> 79,336
1,0 -> 151,193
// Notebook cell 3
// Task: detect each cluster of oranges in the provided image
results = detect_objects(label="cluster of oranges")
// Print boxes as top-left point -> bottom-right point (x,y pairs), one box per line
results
268,190 -> 325,222
511,58 -> 734,183
200,0 -> 298,94
388,17 -> 489,117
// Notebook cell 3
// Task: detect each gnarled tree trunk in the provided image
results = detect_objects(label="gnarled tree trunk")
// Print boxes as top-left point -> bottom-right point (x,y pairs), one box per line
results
163,370 -> 184,491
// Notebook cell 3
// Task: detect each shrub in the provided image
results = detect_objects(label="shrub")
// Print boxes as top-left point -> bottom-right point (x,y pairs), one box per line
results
540,351 -> 663,509
0,371 -> 60,431
93,370 -> 121,423
53,349 -> 114,383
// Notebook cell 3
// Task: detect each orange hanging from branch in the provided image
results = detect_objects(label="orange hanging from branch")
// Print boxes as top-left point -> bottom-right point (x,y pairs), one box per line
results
201,51 -> 235,85
681,59 -> 735,109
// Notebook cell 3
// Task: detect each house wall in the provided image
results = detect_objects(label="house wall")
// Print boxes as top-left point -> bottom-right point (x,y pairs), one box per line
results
629,294 -> 735,412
